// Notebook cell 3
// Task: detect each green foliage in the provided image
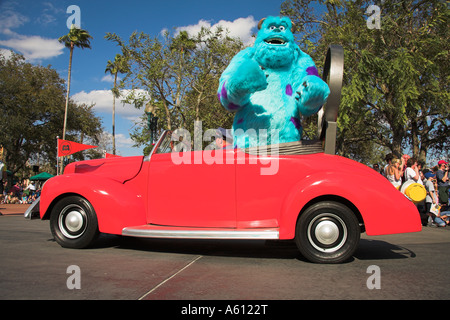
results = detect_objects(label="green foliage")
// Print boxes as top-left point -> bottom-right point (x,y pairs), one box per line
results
0,51 -> 103,175
282,0 -> 449,164
106,26 -> 244,154
58,25 -> 93,50
105,53 -> 129,98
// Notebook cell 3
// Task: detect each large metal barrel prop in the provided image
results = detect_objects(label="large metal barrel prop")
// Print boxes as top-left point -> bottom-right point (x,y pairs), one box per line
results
317,45 -> 344,155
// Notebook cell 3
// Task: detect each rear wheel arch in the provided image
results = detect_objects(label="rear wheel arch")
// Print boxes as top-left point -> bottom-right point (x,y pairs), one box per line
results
298,195 -> 365,232
294,196 -> 364,264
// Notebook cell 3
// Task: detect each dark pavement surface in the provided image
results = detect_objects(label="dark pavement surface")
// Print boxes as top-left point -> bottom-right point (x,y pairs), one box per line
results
1,204 -> 449,302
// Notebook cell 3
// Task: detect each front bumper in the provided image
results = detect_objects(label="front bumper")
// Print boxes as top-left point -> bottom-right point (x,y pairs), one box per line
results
24,197 -> 40,220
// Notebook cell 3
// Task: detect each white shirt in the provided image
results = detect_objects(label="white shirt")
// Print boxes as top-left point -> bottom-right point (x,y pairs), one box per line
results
405,167 -> 422,185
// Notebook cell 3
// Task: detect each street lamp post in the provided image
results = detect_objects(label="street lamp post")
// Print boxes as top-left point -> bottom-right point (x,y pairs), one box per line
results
144,103 -> 158,145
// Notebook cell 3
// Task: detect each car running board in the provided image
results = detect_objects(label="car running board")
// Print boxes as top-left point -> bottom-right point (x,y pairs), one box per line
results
122,225 -> 279,240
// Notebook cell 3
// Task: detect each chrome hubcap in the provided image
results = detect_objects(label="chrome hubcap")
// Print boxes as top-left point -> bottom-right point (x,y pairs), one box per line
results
307,213 -> 347,253
59,205 -> 87,239
65,211 -> 84,232
315,220 -> 340,245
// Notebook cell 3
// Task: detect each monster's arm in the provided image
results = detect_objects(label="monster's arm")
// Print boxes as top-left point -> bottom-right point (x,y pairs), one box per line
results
294,55 -> 330,117
217,48 -> 267,112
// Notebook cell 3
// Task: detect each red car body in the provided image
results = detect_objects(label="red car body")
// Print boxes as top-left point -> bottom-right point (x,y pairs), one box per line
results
27,131 -> 421,263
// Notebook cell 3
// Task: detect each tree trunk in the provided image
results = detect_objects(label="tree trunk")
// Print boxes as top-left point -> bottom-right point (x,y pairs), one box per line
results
113,73 -> 117,155
63,44 -> 73,140
391,126 -> 404,159
164,100 -> 171,131
61,43 -> 74,174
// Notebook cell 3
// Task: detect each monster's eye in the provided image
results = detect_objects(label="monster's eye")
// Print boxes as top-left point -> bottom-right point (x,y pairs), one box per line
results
270,26 -> 276,30
279,26 -> 285,31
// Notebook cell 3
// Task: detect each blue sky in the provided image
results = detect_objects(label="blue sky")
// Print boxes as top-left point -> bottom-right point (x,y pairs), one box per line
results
0,0 -> 285,156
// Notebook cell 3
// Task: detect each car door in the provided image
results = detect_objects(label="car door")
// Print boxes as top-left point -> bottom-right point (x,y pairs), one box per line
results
235,149 -> 285,229
147,147 -> 236,228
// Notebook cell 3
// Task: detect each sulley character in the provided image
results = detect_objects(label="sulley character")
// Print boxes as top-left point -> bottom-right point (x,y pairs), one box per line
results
217,16 -> 330,149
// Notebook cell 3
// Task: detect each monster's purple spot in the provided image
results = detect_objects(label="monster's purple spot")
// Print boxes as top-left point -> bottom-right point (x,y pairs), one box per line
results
237,118 -> 244,124
306,66 -> 319,77
228,102 -> 240,111
217,93 -> 221,101
290,117 -> 301,130
221,81 -> 228,100
285,84 -> 293,96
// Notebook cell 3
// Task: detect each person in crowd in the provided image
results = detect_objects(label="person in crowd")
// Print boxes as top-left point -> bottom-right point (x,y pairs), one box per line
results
400,154 -> 411,184
386,158 -> 403,189
383,153 -> 394,177
0,160 -> 6,195
404,157 -> 422,184
372,163 -> 381,173
423,171 -> 437,225
25,181 -> 36,192
434,211 -> 450,227
9,181 -> 21,197
27,187 -> 40,204
433,199 -> 449,227
402,154 -> 410,167
215,128 -> 233,149
436,160 -> 449,210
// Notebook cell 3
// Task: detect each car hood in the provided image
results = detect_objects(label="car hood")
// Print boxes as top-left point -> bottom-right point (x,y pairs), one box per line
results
63,156 -> 144,183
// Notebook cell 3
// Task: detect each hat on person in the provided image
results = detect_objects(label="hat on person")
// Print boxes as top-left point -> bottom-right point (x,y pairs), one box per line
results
438,160 -> 448,165
216,127 -> 233,143
424,172 -> 435,179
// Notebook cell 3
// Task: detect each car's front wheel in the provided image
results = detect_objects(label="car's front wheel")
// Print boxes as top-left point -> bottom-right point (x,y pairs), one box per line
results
295,201 -> 360,264
50,196 -> 99,248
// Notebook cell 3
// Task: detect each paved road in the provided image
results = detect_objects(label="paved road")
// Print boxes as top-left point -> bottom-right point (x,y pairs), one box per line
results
1,205 -> 449,304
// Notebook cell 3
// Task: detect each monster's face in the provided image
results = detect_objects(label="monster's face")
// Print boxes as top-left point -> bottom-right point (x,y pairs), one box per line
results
254,16 -> 297,69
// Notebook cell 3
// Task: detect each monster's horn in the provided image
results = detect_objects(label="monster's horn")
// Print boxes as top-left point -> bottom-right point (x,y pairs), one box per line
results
258,18 -> 266,30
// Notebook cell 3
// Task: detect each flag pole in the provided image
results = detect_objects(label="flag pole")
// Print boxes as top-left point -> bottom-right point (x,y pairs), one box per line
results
56,136 -> 59,176
56,138 -> 98,175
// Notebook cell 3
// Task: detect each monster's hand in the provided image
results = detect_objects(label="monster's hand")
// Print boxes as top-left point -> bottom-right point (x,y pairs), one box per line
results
295,76 -> 330,117
229,58 -> 267,96
219,58 -> 268,111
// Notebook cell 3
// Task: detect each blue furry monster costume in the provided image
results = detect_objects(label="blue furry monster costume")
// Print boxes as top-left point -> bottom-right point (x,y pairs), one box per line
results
217,16 -> 330,148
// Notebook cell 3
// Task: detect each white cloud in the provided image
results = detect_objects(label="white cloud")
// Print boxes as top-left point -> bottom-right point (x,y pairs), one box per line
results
176,16 -> 258,46
71,89 -> 148,120
101,74 -> 122,83
115,133 -> 135,148
0,6 -> 64,62
0,9 -> 28,36
0,35 -> 64,61
38,2 -> 64,26
96,131 -> 135,155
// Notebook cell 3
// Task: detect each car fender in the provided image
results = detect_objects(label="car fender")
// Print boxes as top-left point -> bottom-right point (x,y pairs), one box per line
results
279,171 -> 421,239
40,174 -> 147,235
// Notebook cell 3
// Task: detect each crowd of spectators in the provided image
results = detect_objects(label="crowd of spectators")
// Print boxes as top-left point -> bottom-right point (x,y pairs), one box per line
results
1,180 -> 41,205
374,154 -> 449,228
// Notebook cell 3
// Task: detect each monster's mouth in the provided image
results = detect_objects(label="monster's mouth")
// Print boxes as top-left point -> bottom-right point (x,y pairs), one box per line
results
264,37 -> 286,45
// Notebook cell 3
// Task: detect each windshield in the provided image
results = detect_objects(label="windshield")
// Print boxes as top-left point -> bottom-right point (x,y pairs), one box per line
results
154,131 -> 173,154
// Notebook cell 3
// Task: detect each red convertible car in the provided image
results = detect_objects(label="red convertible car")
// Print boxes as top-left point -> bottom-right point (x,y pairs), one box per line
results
24,46 -> 421,263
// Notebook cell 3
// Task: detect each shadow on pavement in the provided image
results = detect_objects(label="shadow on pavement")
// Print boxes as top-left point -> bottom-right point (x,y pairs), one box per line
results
354,239 -> 415,260
87,234 -> 415,263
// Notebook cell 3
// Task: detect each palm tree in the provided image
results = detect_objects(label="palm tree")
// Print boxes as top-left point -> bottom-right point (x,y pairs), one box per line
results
58,25 -> 93,141
105,54 -> 129,155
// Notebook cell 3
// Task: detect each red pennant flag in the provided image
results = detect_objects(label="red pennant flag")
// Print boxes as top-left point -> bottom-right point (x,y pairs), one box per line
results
58,139 -> 97,157
105,153 -> 121,158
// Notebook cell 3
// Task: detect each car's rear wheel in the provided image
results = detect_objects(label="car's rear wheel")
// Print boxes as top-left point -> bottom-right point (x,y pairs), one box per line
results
50,196 -> 99,248
295,201 -> 360,264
